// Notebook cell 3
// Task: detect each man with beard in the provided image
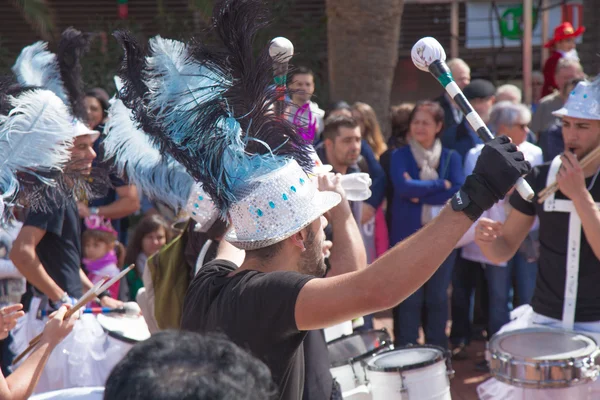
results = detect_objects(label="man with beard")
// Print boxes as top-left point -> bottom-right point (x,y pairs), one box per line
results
476,78 -> 600,398
181,140 -> 529,400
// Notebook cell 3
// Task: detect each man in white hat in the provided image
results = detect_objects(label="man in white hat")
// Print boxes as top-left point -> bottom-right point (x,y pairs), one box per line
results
181,135 -> 529,399
476,78 -> 600,398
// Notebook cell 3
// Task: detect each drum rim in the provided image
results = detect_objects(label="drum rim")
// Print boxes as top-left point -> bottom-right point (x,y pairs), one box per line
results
365,345 -> 446,372
96,314 -> 141,345
489,327 -> 597,362
326,328 -> 390,345
328,328 -> 393,368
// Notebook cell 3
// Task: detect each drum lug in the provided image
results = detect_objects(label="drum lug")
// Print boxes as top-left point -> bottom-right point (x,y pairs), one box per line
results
397,371 -> 409,399
445,350 -> 455,379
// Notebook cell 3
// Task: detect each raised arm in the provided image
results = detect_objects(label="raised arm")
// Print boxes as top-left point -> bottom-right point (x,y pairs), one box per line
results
320,174 -> 366,277
0,306 -> 76,400
10,226 -> 65,302
295,136 -> 531,330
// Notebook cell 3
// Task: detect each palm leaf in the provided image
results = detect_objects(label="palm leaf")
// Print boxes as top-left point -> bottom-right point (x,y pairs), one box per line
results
11,0 -> 56,41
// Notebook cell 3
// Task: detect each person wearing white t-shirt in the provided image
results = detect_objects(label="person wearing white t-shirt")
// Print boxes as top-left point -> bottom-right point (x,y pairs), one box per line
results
451,102 -> 543,367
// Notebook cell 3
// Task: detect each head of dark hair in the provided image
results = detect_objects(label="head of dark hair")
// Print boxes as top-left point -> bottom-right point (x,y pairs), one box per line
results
124,214 -> 173,272
324,101 -> 352,120
322,114 -> 359,142
407,100 -> 445,138
288,66 -> 314,86
244,240 -> 285,261
104,330 -> 276,400
85,87 -> 110,118
389,102 -> 415,148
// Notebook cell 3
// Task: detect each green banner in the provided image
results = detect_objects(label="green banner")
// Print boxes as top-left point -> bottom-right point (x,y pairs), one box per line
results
499,5 -> 539,40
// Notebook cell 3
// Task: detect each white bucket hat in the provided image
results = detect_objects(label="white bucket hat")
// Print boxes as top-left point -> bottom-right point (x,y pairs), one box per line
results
553,80 -> 600,121
225,160 -> 341,250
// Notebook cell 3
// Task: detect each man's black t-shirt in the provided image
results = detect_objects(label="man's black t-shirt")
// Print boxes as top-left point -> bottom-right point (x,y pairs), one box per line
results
510,162 -> 600,321
24,196 -> 83,301
181,260 -> 314,400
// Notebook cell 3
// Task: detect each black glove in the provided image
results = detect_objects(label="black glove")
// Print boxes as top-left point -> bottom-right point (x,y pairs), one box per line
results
452,136 -> 531,221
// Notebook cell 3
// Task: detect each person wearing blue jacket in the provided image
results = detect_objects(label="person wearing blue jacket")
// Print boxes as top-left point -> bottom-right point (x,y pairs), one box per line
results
389,101 -> 465,349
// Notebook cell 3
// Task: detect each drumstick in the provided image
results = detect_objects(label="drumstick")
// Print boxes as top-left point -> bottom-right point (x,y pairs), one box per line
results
537,146 -> 600,203
411,37 -> 535,202
269,37 -> 294,118
12,265 -> 134,364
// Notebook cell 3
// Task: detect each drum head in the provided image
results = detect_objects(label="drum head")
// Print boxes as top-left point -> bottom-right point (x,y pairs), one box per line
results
328,329 -> 392,368
366,345 -> 445,372
97,314 -> 151,344
490,328 -> 597,361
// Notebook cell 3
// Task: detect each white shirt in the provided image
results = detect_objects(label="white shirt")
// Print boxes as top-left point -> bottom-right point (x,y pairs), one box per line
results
457,141 -> 543,266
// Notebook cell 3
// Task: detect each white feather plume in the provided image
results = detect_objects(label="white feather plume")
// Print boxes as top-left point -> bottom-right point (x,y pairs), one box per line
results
12,42 -> 68,103
103,99 -> 194,209
0,89 -> 76,200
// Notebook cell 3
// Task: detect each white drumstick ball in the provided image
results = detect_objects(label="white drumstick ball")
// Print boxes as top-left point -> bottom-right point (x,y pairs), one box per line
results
269,37 -> 294,61
411,37 -> 447,72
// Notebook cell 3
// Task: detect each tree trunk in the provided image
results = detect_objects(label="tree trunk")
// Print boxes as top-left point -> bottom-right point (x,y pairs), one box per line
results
326,0 -> 404,136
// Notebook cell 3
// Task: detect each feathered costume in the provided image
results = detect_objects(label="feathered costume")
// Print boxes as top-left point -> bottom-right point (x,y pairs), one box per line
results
10,28 -> 109,210
7,29 -> 137,395
113,0 -> 313,220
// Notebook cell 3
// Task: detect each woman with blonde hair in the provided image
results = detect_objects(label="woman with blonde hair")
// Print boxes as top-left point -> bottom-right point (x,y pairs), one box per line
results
352,102 -> 388,159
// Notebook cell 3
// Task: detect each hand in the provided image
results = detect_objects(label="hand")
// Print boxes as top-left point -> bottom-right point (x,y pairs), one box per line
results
100,296 -> 123,309
361,203 -> 376,225
556,151 -> 587,202
77,202 -> 90,218
403,172 -> 412,181
410,198 -> 419,204
474,218 -> 503,247
322,240 -> 333,258
444,180 -> 452,190
0,304 -> 24,340
319,173 -> 350,219
459,136 -> 531,221
41,305 -> 78,347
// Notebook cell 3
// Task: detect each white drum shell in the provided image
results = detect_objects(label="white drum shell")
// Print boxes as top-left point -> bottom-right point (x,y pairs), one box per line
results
366,348 -> 452,400
330,361 -> 368,393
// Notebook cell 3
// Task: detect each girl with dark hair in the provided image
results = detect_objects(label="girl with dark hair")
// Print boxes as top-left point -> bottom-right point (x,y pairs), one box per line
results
122,215 -> 172,301
389,100 -> 465,350
84,88 -> 110,130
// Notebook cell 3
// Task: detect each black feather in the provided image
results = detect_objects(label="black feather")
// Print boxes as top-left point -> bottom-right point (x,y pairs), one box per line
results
57,27 -> 92,124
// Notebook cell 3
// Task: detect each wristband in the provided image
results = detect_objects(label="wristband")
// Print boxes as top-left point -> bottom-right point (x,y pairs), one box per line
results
98,290 -> 111,300
451,189 -> 483,222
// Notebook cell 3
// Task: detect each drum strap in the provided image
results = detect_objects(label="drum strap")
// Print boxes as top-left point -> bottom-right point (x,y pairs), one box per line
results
544,156 -> 600,330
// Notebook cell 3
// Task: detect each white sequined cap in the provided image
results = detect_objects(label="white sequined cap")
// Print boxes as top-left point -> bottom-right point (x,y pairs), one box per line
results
225,159 -> 341,250
553,80 -> 600,121
185,182 -> 219,232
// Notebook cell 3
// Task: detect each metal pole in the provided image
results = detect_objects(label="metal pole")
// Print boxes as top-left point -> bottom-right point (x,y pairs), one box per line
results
523,0 -> 533,105
451,0 -> 459,58
541,0 -> 549,68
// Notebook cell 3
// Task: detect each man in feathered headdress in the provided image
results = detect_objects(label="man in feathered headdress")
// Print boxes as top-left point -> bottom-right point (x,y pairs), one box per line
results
115,1 -> 530,398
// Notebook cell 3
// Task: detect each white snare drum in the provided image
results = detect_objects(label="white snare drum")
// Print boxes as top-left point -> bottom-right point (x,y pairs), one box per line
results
328,329 -> 393,393
489,327 -> 600,389
96,313 -> 151,349
366,346 -> 453,400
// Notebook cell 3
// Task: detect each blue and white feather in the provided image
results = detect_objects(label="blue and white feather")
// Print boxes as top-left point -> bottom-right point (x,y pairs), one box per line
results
0,89 -> 75,203
145,36 -> 231,145
103,98 -> 195,210
11,42 -> 68,103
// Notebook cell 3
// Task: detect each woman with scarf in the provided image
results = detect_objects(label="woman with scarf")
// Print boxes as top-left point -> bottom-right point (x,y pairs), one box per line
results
389,101 -> 465,349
